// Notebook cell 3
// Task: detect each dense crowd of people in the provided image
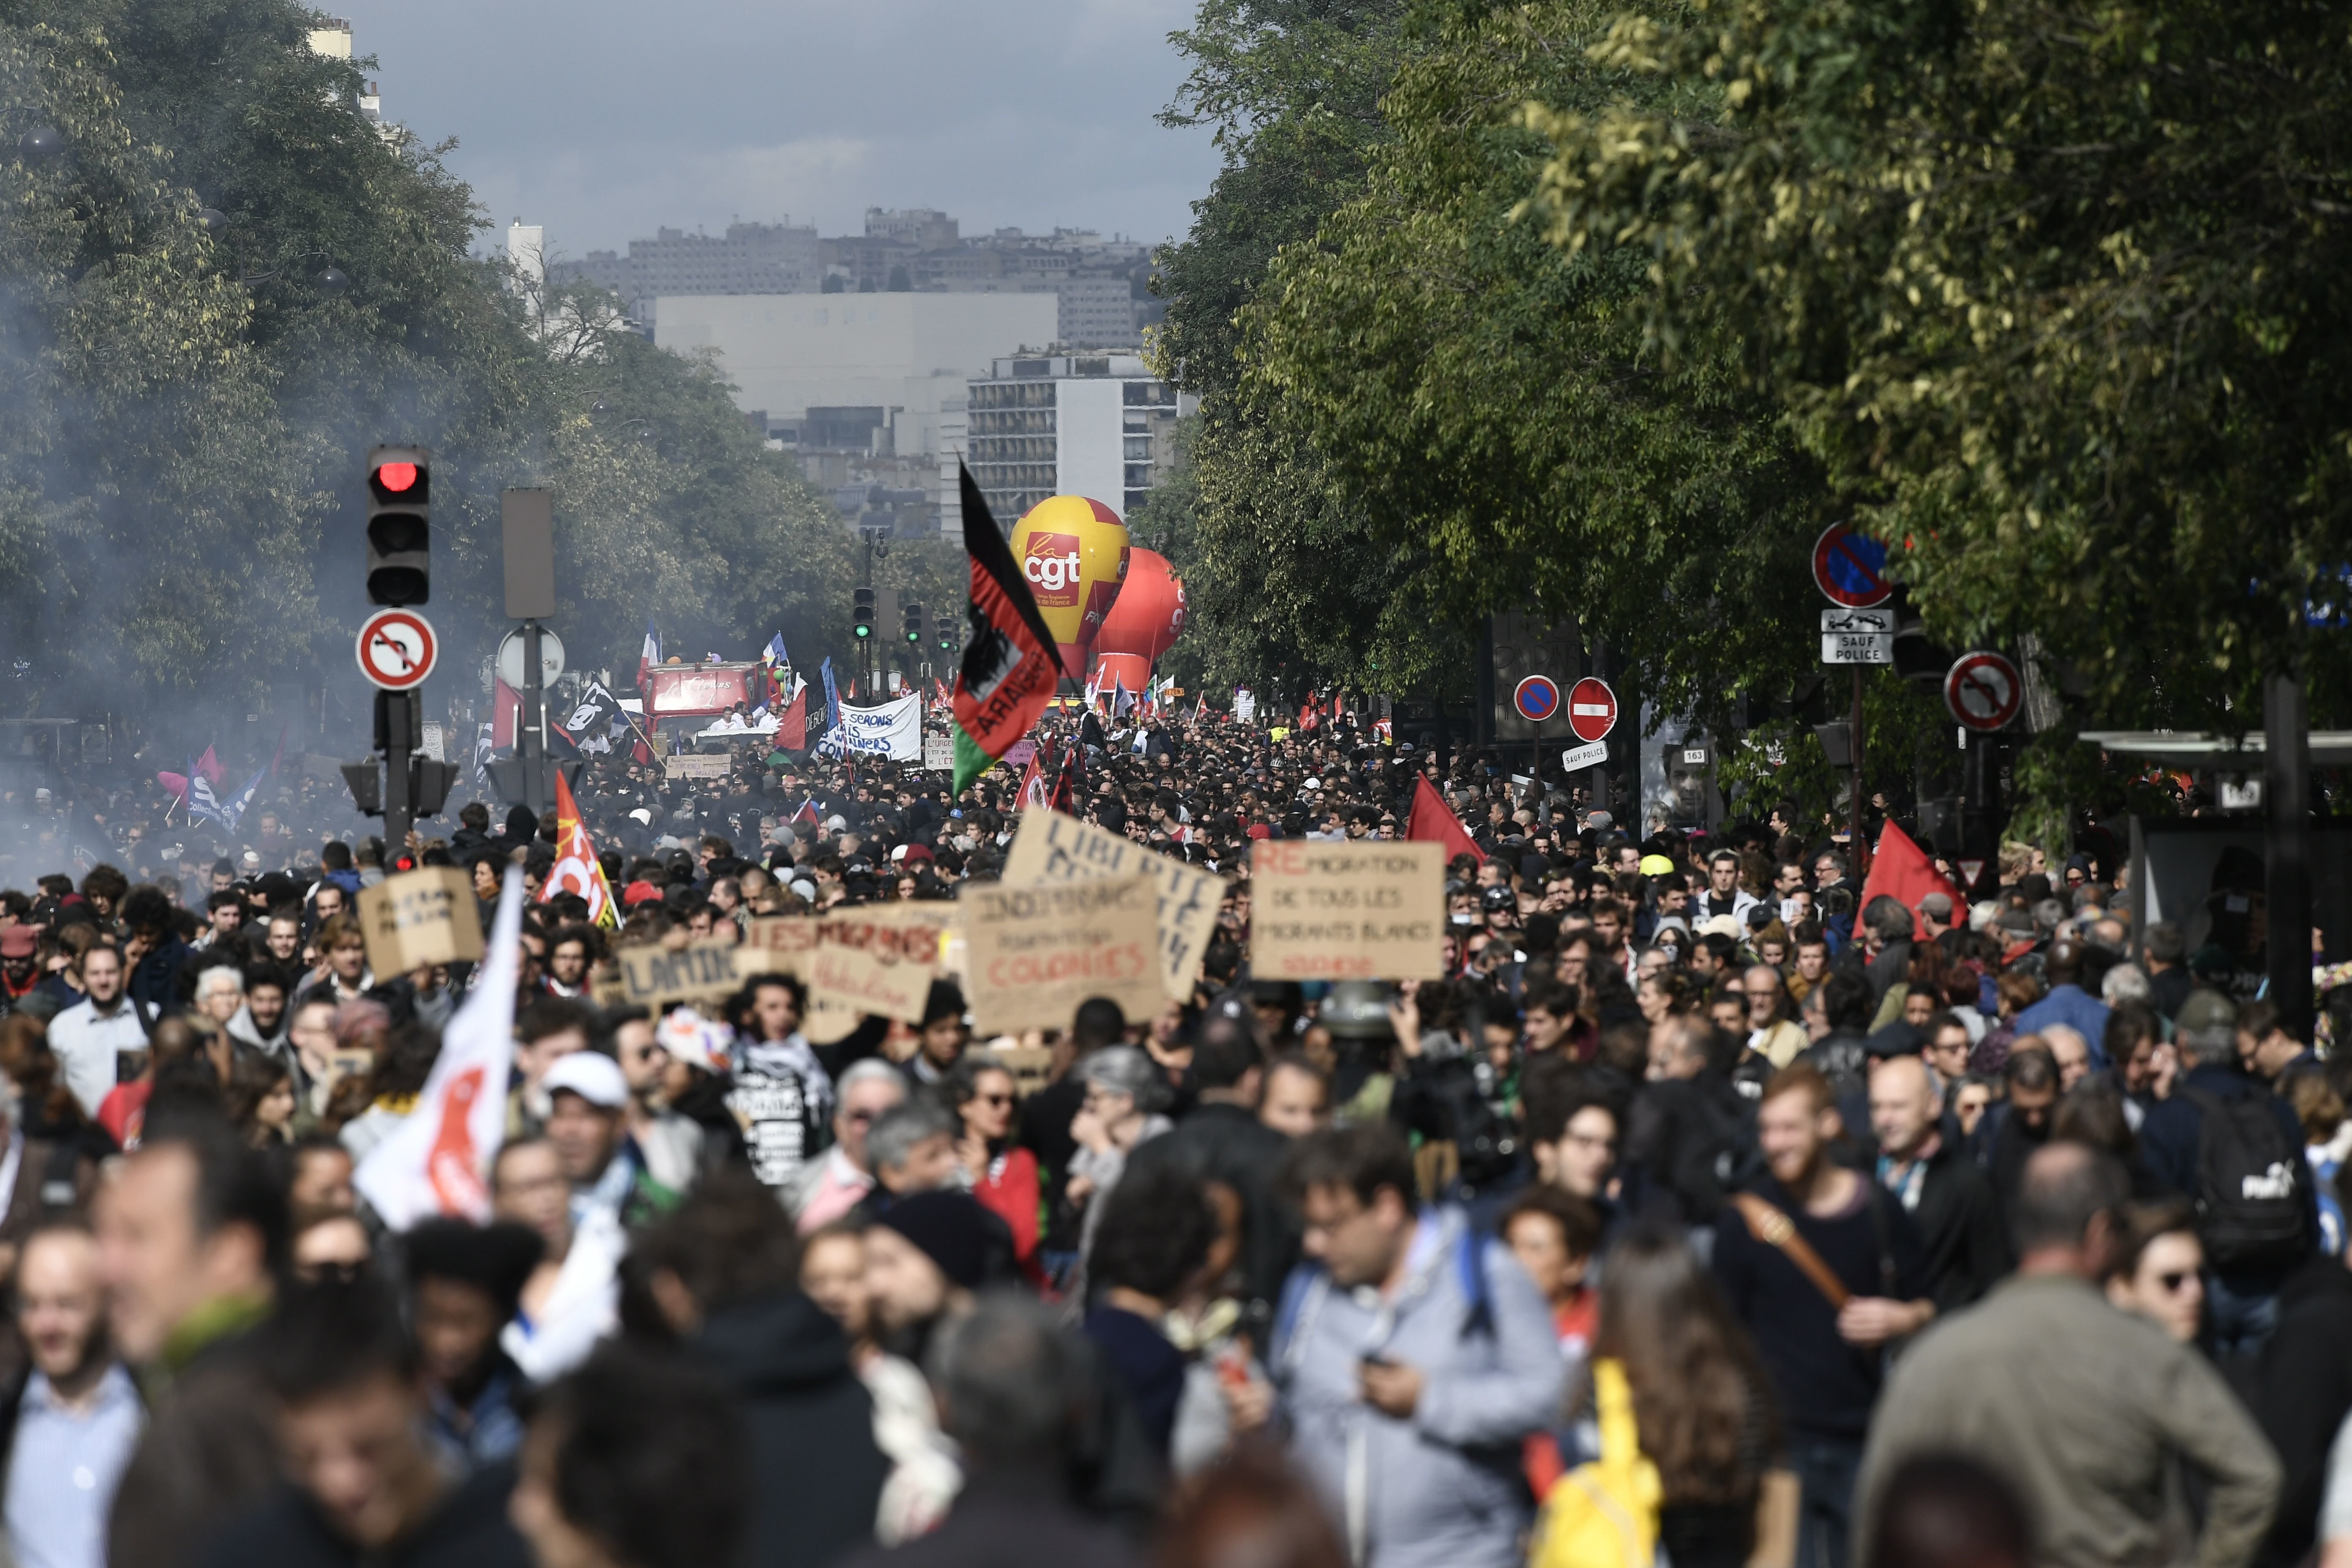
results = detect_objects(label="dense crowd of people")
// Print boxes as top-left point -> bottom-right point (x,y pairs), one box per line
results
0,705 -> 2334,1568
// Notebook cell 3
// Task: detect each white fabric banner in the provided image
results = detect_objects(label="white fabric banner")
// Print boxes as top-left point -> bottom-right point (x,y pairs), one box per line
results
355,868 -> 527,1230
822,695 -> 922,762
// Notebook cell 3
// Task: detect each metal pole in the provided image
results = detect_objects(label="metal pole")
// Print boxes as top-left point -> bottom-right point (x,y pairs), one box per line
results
522,618 -> 547,815
1851,665 -> 1869,879
2266,670 -> 2313,1039
383,691 -> 414,861
1589,637 -> 1611,815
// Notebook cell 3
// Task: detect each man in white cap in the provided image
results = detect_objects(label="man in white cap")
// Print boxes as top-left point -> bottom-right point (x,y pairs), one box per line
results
541,1051 -> 672,1228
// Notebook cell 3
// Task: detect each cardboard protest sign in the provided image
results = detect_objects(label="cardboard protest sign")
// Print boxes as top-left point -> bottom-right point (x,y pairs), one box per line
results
1001,808 -> 1222,999
608,939 -> 750,1006
1249,841 -> 1446,981
742,905 -> 946,1022
356,867 -> 485,979
663,754 -> 732,780
959,875 -> 1158,1036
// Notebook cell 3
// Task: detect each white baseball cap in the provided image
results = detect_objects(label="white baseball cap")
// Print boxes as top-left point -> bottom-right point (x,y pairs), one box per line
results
542,1051 -> 629,1110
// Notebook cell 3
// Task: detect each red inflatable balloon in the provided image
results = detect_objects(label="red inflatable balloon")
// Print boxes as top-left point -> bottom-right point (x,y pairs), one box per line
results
1092,547 -> 1186,664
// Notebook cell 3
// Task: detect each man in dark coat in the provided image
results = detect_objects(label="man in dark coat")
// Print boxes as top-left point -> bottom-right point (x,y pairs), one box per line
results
634,1172 -> 888,1568
1120,1009 -> 1298,1333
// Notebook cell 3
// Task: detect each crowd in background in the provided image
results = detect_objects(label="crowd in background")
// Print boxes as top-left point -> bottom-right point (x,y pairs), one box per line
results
0,707 -> 2330,1568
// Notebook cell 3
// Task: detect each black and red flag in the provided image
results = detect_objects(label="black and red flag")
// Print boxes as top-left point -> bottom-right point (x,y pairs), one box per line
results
950,464 -> 1060,793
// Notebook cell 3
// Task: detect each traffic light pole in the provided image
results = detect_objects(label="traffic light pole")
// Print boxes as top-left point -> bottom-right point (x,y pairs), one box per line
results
378,690 -> 414,860
521,618 -> 547,816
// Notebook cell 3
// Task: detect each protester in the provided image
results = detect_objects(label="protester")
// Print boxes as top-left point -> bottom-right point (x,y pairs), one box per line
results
99,1116 -> 286,1568
4,1223 -> 140,1568
509,1343 -> 749,1568
1598,1225 -> 1783,1568
403,1219 -> 542,1471
1271,1123 -> 1561,1568
491,1137 -> 621,1383
1857,1143 -> 2281,1568
629,1172 -> 889,1568
199,1277 -> 529,1567
1713,1063 -> 1930,1568
789,1059 -> 909,1230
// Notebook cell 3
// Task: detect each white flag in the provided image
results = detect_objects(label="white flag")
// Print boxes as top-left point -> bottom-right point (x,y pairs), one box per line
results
354,868 -> 528,1230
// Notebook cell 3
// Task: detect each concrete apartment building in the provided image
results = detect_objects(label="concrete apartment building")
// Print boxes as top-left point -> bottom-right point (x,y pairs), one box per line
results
541,207 -> 1175,534
553,221 -> 822,328
956,353 -> 1194,534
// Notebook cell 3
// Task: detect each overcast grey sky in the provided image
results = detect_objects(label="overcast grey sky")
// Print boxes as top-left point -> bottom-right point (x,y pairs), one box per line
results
338,0 -> 1223,258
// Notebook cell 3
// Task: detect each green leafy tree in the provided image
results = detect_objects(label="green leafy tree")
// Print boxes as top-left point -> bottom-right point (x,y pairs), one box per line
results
1242,0 -> 1835,740
0,0 -> 856,728
1518,0 -> 2352,730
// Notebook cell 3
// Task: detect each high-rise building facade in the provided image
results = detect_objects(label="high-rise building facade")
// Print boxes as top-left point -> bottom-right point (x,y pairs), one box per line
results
964,354 -> 1192,527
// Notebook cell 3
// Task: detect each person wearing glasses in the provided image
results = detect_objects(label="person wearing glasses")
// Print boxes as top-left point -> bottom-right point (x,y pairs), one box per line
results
2103,1197 -> 2207,1345
947,1056 -> 1039,1273
787,1059 -> 908,1234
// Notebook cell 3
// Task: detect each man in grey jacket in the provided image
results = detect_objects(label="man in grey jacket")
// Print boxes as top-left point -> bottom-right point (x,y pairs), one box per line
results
1858,1141 -> 2281,1568
1270,1124 -> 1562,1568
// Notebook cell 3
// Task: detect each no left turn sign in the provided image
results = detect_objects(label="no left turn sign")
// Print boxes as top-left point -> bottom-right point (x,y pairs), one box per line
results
357,608 -> 438,691
1944,650 -> 2022,732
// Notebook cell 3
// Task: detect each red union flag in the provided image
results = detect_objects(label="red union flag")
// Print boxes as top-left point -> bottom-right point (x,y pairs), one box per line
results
542,770 -> 617,929
952,466 -> 1060,794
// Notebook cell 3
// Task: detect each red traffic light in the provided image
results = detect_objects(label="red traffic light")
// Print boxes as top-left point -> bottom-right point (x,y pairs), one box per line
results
375,460 -> 419,493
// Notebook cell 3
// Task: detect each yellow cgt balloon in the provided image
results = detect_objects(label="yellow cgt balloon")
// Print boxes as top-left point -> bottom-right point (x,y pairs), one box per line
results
1009,495 -> 1130,678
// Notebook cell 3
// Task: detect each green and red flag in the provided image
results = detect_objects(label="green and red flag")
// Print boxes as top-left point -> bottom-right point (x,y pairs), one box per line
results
951,464 -> 1061,793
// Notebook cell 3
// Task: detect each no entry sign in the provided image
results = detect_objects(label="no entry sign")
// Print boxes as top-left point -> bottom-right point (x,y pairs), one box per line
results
1944,651 -> 2023,732
1513,675 -> 1561,724
1566,677 -> 1618,743
357,609 -> 437,691
1813,524 -> 1893,609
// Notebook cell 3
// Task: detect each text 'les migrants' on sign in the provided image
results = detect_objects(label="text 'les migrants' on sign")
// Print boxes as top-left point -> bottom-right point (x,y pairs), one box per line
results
1249,841 -> 1447,982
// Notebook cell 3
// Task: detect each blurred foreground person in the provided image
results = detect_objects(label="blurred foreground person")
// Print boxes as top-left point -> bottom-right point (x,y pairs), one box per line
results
199,1278 -> 528,1567
510,1344 -> 748,1568
632,1172 -> 887,1568
1863,1454 -> 2032,1568
1271,1124 -> 1561,1568
404,1220 -> 544,1471
101,1116 -> 286,1568
1858,1143 -> 2281,1568
5,1224 -> 140,1568
1154,1445 -> 1346,1568
839,1293 -> 1139,1568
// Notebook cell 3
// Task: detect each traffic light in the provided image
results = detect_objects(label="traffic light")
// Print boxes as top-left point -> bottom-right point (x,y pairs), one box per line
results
853,587 -> 875,640
935,613 -> 956,653
365,444 -> 431,605
903,601 -> 923,644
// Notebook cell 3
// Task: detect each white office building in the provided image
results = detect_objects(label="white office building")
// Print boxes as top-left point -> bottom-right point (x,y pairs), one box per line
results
963,353 -> 1193,527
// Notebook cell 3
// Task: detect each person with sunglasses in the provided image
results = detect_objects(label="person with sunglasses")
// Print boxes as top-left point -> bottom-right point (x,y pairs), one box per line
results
947,1056 -> 1039,1274
787,1060 -> 907,1234
2102,1197 -> 2207,1345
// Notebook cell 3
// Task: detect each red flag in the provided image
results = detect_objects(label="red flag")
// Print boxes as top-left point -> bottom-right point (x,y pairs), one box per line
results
1406,774 -> 1480,866
195,745 -> 224,786
541,771 -> 618,928
1857,820 -> 1965,931
493,678 -> 522,749
1016,747 -> 1049,810
775,685 -> 808,752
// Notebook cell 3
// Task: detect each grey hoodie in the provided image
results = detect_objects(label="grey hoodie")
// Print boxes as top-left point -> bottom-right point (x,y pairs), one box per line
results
1271,1206 -> 1563,1568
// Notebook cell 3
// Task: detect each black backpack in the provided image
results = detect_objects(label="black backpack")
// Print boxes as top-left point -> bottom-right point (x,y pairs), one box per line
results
2184,1089 -> 2309,1271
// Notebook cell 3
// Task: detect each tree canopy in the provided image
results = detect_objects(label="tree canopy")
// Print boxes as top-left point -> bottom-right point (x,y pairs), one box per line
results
0,0 -> 852,726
